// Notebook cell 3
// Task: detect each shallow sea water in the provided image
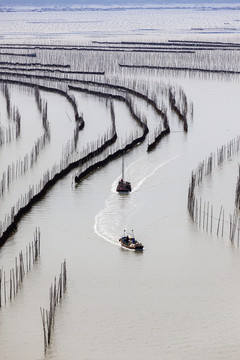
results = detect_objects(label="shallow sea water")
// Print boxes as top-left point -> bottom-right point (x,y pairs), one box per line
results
0,4 -> 240,360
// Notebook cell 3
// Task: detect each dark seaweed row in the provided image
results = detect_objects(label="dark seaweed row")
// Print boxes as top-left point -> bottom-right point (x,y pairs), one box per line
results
69,85 -> 149,133
0,43 -> 194,53
0,77 -> 83,125
235,165 -> 240,210
0,71 -> 166,244
0,62 -> 70,68
92,40 -> 240,50
0,121 -> 115,246
0,52 -> 36,57
1,41 -> 239,50
147,127 -> 170,152
169,89 -> 188,132
169,40 -> 240,48
69,79 -> 167,122
74,133 -> 147,184
0,69 -> 167,150
0,70 -> 167,123
0,68 -> 169,146
71,86 -> 148,183
0,79 -> 147,245
0,67 -> 105,75
119,63 -> 240,75
75,81 -> 169,146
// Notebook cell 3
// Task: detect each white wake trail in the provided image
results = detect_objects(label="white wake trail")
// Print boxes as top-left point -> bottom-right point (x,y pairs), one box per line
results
133,156 -> 179,192
94,155 -> 178,245
94,210 -> 121,246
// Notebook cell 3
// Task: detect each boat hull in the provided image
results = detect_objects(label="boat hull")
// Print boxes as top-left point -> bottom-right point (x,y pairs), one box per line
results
119,237 -> 144,251
116,180 -> 131,193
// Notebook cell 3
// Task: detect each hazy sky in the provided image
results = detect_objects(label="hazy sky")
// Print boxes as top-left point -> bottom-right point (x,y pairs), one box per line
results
0,0 -> 240,6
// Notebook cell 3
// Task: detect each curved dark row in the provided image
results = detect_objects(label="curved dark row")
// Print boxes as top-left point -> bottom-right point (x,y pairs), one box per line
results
0,70 -> 167,125
235,165 -> 240,210
69,78 -> 168,125
0,67 -> 105,75
0,52 -> 37,57
0,71 -> 170,154
0,70 -> 85,85
0,61 -> 71,68
0,132 -> 117,246
0,41 -> 237,50
0,70 -> 168,155
168,40 -> 240,47
71,88 -> 149,183
68,85 -> 149,133
106,40 -> 240,49
0,44 -> 195,54
169,89 -> 188,132
0,82 -> 147,245
0,77 -> 84,126
147,127 -> 170,152
119,63 -> 240,75
88,82 -> 168,124
0,77 -> 149,244
93,40 -> 240,50
74,133 -> 146,183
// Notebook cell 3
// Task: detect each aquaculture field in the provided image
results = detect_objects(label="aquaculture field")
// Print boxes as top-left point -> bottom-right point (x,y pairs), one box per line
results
1,4 -> 240,360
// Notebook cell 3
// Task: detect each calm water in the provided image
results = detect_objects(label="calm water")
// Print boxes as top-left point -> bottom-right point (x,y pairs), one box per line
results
1,5 -> 240,360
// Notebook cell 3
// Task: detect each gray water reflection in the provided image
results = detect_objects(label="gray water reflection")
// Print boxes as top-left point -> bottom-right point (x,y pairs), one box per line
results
1,50 -> 240,360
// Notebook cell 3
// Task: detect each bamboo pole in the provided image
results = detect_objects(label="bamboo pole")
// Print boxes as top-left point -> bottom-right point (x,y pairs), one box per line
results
210,205 -> 213,234
217,206 -> 223,237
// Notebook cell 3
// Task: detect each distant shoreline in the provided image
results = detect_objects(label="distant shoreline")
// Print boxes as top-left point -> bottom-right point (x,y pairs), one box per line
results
0,3 -> 240,13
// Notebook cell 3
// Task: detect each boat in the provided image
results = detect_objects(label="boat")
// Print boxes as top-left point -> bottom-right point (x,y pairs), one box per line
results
119,230 -> 144,251
116,156 -> 131,192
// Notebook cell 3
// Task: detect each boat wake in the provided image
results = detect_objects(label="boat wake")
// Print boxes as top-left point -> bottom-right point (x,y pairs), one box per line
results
94,210 -> 121,247
133,156 -> 179,192
94,156 -> 178,246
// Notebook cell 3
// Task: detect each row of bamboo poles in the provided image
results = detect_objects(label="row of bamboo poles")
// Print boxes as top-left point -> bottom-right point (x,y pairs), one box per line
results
1,84 -> 21,128
2,83 -> 11,117
0,74 -> 153,245
74,127 -> 143,183
68,81 -> 171,153
235,165 -> 240,210
0,63 -> 192,157
188,135 -> 240,244
0,89 -> 147,243
188,197 -> 240,246
0,65 -> 184,135
0,61 -> 71,68
68,84 -> 148,135
0,227 -> 40,307
190,136 -> 240,188
0,120 -> 20,147
119,63 -> 240,75
0,84 -> 21,145
3,40 -> 240,50
147,123 -> 170,152
0,97 -> 112,244
0,61 -> 181,244
169,86 -> 189,132
3,39 -> 240,47
0,110 -> 50,199
67,76 -> 190,149
0,85 -> 51,200
2,39 -> 240,78
40,260 -> 67,352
